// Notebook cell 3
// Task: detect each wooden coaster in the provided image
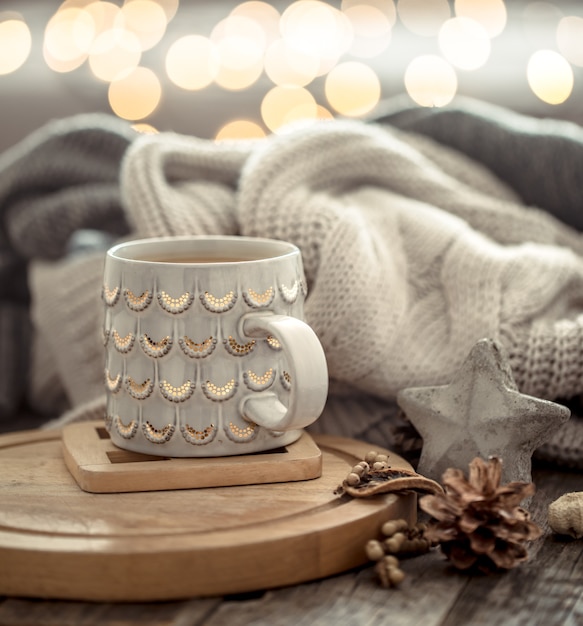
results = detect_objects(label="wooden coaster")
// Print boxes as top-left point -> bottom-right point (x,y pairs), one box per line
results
62,421 -> 322,493
0,428 -> 417,602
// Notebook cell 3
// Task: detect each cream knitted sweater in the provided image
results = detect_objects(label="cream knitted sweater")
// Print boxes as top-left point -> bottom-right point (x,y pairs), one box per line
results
24,109 -> 583,468
118,120 -> 583,395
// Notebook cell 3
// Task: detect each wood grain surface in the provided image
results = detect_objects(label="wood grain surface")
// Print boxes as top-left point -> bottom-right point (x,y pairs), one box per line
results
0,429 -> 580,625
0,428 -> 416,602
62,421 -> 323,493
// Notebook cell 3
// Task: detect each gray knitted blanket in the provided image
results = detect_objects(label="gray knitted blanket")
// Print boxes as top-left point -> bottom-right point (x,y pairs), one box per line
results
2,96 -> 583,471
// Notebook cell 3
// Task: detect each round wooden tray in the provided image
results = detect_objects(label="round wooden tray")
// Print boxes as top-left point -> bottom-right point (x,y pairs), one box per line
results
0,428 -> 417,602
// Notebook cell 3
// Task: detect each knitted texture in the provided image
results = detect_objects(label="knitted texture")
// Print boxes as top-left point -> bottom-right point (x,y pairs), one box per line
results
29,252 -> 106,410
0,304 -> 30,419
3,99 -> 583,471
0,113 -> 134,261
121,133 -> 248,237
121,120 -> 583,401
0,113 -> 135,416
372,94 -> 583,231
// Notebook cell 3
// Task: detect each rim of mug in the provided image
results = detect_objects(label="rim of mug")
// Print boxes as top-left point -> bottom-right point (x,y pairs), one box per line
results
107,235 -> 300,266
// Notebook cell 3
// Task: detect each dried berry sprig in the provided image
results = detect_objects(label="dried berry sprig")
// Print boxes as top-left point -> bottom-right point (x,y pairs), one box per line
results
419,456 -> 542,574
380,519 -> 434,556
365,518 -> 435,588
338,450 -> 443,498
366,540 -> 405,588
375,556 -> 406,588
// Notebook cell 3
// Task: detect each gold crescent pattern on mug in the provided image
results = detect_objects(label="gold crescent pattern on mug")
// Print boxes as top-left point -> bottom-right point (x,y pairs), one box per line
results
178,335 -> 217,359
200,290 -> 238,313
243,367 -> 276,391
265,335 -> 282,350
143,421 -> 175,443
180,423 -> 217,445
105,369 -> 122,393
112,329 -> 135,354
157,290 -> 194,314
243,286 -> 275,308
224,336 -> 255,356
281,371 -> 292,391
114,415 -> 139,439
202,378 -> 238,402
124,288 -> 153,312
125,375 -> 155,400
102,285 -> 120,307
225,421 -> 259,443
139,333 -> 173,358
159,379 -> 196,403
279,280 -> 300,304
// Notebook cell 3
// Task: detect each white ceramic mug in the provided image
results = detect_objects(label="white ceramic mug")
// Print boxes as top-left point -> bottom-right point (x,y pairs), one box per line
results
102,235 -> 328,457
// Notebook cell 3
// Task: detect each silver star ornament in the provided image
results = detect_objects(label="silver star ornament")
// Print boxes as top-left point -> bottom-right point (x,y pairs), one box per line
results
397,338 -> 570,484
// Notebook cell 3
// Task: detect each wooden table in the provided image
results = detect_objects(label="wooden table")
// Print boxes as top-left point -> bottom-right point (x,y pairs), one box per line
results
0,427 -> 581,626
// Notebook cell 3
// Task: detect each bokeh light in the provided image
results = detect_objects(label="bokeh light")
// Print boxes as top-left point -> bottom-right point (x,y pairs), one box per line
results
131,122 -> 159,134
280,1 -> 353,76
43,7 -> 94,72
261,86 -> 318,133
527,49 -> 573,104
315,105 -> 334,121
140,0 -> 179,22
343,4 -> 393,59
89,27 -> 142,82
405,54 -> 458,106
230,1 -> 280,46
211,13 -> 267,49
166,35 -> 219,90
397,0 -> 451,37
215,120 -> 267,141
84,1 -> 121,40
264,38 -> 320,87
342,0 -> 397,25
439,17 -> 491,71
0,18 -> 32,75
118,0 -> 168,51
454,0 -> 507,38
108,66 -> 162,120
5,0 -> 583,134
557,16 -> 583,67
211,15 -> 265,90
325,61 -> 381,117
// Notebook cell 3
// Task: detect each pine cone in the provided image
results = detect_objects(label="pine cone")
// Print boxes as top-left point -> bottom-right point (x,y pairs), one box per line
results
419,456 -> 542,574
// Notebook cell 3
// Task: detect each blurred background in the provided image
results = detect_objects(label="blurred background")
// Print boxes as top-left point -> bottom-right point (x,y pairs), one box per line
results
1,0 -> 583,152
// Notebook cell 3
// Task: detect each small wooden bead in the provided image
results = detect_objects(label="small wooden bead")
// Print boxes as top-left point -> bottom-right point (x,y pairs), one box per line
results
365,539 -> 385,562
382,554 -> 399,568
384,535 -> 404,553
364,451 -> 378,464
382,519 -> 409,537
387,566 -> 406,586
375,556 -> 405,588
346,472 -> 361,486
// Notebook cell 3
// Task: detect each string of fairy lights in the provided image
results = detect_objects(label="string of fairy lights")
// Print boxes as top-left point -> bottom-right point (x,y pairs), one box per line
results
0,0 -> 582,139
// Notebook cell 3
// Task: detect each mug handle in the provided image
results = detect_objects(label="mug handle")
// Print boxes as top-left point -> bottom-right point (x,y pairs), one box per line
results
239,312 -> 328,431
